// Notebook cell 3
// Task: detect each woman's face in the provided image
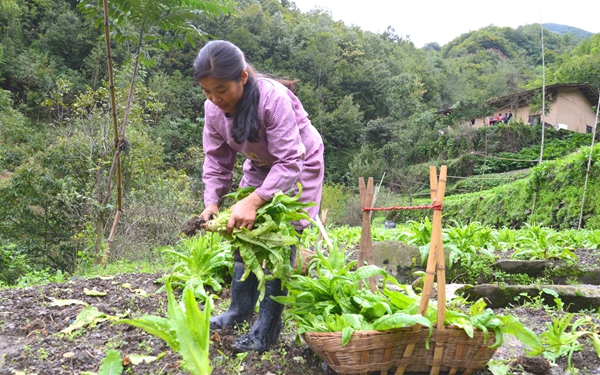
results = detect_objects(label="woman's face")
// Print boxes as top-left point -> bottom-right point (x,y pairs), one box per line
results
198,70 -> 248,114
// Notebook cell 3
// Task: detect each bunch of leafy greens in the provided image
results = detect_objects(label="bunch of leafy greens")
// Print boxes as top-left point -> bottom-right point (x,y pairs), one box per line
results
117,281 -> 213,375
203,183 -> 315,301
157,232 -> 232,301
274,241 -> 542,353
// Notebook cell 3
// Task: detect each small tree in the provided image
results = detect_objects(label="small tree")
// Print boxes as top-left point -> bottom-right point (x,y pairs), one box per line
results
76,0 -> 233,263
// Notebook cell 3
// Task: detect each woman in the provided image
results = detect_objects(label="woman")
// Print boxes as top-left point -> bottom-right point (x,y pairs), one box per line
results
193,40 -> 324,353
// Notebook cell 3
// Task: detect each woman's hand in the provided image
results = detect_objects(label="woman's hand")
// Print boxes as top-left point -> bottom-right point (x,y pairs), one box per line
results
227,192 -> 266,234
199,204 -> 219,221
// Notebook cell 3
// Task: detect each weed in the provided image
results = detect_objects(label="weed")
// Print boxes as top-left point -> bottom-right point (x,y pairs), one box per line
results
137,340 -> 153,354
37,347 -> 49,361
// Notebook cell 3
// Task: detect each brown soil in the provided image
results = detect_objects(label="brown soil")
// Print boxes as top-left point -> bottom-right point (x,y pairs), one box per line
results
1,249 -> 600,375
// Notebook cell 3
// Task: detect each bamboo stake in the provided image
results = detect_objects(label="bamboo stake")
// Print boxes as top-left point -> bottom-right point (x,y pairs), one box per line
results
364,178 -> 376,292
358,178 -> 367,274
578,93 -> 600,229
395,165 -> 447,375
358,177 -> 376,292
539,16 -> 546,164
316,209 -> 328,245
430,166 -> 448,375
370,172 -> 386,220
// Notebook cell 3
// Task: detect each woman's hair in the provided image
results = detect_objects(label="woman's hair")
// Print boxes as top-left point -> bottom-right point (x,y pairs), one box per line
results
193,40 -> 300,144
193,40 -> 260,143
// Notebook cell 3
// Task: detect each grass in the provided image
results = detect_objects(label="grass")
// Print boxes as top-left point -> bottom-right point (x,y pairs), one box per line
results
74,259 -> 168,279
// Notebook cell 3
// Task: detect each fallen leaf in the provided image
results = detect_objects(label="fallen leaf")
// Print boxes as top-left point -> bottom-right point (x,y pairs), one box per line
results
49,299 -> 87,307
84,288 -> 107,297
60,306 -> 109,334
127,354 -> 158,365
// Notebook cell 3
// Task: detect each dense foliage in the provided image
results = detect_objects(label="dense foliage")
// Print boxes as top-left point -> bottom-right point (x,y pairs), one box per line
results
0,0 -> 599,283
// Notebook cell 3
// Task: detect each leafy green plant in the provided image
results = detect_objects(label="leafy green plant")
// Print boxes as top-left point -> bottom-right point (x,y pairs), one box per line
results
157,232 -> 231,301
513,223 -> 578,261
328,226 -> 363,246
581,229 -> 600,249
495,226 -> 516,252
0,243 -> 32,286
486,358 -> 511,375
203,184 -> 315,301
273,241 -> 430,346
117,281 -> 213,375
274,240 -> 542,353
540,313 -> 600,372
443,221 -> 496,269
405,217 -> 433,246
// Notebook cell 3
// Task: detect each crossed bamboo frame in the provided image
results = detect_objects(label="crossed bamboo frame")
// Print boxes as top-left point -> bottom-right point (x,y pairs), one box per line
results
358,165 -> 449,375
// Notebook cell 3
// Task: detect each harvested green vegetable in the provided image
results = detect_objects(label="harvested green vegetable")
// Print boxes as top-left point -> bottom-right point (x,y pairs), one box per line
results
203,183 -> 315,301
273,240 -> 542,353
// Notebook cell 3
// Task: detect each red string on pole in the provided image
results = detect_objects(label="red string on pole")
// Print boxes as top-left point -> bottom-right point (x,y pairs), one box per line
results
363,203 -> 443,212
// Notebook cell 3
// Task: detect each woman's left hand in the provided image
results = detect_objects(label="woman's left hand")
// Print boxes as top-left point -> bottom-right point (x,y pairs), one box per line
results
227,192 -> 267,234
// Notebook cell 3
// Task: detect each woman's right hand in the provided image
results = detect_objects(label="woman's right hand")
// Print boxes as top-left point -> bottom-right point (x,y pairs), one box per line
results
199,204 -> 219,221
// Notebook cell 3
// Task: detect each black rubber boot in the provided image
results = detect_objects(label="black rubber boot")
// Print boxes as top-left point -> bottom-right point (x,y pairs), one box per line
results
232,278 -> 286,353
210,262 -> 259,330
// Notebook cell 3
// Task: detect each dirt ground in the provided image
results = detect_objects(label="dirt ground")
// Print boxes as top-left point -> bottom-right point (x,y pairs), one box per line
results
1,250 -> 600,375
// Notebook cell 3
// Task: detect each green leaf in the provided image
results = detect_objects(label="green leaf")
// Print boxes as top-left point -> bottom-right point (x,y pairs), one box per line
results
592,334 -> 600,357
498,314 -> 543,355
372,312 -> 432,332
487,359 -> 511,375
98,350 -> 123,375
117,315 -> 176,349
341,326 -> 355,346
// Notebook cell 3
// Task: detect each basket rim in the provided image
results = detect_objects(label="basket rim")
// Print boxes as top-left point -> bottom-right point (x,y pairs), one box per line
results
301,324 -> 479,336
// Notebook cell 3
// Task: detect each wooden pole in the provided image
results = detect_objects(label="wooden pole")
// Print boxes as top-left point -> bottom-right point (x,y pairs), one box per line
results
395,165 -> 447,375
358,177 -> 375,292
578,93 -> 600,229
430,166 -> 448,375
316,209 -> 328,245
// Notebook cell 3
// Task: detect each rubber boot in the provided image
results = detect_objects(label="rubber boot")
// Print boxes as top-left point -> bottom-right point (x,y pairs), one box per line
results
232,278 -> 286,353
210,262 -> 259,330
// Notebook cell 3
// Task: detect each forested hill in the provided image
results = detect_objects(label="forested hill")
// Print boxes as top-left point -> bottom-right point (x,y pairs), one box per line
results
543,23 -> 594,41
0,0 -> 599,283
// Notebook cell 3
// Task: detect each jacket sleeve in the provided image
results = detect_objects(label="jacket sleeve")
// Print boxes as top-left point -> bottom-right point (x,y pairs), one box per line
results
202,109 -> 236,207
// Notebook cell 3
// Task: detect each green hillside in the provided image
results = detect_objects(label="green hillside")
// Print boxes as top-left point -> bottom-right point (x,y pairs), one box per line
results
543,22 -> 594,41
1,0 -> 599,282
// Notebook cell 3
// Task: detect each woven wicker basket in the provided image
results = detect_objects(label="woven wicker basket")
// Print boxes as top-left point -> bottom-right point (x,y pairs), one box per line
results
302,326 -> 497,375
302,167 -> 497,375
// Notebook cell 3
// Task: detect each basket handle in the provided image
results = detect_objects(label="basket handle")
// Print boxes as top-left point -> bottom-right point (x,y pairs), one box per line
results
417,165 -> 447,323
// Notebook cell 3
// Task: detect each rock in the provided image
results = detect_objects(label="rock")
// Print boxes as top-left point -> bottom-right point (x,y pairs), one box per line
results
457,284 -> 600,311
492,260 -> 551,276
550,265 -> 600,285
372,241 -> 422,283
515,356 -> 551,375
321,362 -> 328,371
